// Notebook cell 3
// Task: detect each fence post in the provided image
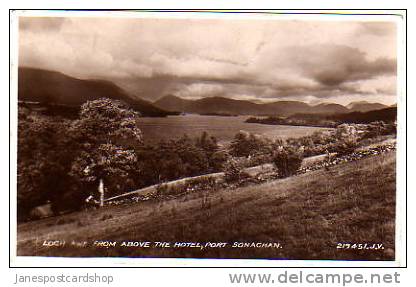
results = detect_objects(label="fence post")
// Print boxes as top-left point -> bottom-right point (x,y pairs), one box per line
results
99,178 -> 104,207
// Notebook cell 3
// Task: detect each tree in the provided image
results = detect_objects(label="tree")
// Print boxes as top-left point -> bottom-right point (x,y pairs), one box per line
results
17,99 -> 144,220
70,98 -> 143,148
69,98 -> 143,204
70,144 -> 138,199
17,108 -> 77,221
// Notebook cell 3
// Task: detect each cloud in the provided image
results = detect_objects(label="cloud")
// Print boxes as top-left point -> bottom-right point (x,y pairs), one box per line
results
277,45 -> 396,86
18,16 -> 398,105
174,83 -> 225,99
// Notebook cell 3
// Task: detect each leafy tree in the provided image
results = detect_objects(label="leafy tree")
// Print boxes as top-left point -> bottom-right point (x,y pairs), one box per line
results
70,144 -> 138,198
69,98 -> 143,203
18,99 -> 144,219
70,98 -> 142,148
17,108 -> 78,221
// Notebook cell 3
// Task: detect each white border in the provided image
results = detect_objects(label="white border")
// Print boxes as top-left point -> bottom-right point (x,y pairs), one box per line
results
9,9 -> 407,268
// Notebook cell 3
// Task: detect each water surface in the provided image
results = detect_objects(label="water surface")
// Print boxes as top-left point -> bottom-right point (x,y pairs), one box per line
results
137,115 -> 331,144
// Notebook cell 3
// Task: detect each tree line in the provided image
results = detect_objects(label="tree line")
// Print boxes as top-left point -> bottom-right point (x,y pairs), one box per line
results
18,98 -> 395,221
18,98 -> 228,221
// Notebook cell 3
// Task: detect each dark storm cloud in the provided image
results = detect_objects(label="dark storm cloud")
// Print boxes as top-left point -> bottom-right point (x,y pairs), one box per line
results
312,56 -> 396,86
283,45 -> 396,87
18,16 -> 398,105
116,71 -> 392,105
113,44 -> 397,104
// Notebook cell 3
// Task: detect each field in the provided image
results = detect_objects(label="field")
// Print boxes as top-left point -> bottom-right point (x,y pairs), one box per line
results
17,151 -> 396,260
137,115 -> 331,143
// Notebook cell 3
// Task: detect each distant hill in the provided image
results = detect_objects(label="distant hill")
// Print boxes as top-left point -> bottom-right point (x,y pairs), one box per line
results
154,95 -> 385,116
347,101 -> 388,113
155,95 -> 261,115
18,67 -> 172,117
153,94 -> 191,112
155,95 -> 318,116
262,101 -> 311,115
333,107 -> 397,123
187,96 -> 261,115
19,68 -> 389,118
290,107 -> 397,124
310,103 -> 349,114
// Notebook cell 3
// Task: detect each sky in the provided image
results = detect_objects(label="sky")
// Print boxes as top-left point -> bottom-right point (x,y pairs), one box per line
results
18,15 -> 398,105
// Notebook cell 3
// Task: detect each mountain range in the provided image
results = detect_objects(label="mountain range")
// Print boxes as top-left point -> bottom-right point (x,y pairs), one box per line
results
154,95 -> 389,116
18,67 -> 172,117
18,67 -> 391,118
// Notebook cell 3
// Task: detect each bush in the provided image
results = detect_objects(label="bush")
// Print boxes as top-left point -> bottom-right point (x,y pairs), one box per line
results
332,139 -> 358,156
362,121 -> 396,139
272,146 -> 304,178
223,158 -> 249,183
229,131 -> 272,157
286,130 -> 336,157
134,133 -> 226,188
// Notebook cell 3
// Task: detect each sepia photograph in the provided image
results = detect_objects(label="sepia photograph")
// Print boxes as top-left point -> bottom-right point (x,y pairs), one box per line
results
10,10 -> 406,266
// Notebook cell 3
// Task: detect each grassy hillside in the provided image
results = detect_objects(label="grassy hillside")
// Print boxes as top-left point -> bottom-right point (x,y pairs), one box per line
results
17,152 -> 396,261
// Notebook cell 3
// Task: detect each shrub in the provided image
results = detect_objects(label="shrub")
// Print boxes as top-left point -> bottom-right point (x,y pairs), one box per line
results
286,130 -> 337,157
272,146 -> 304,178
223,158 -> 249,183
362,121 -> 397,139
332,138 -> 358,156
134,133 -> 224,187
229,131 -> 271,157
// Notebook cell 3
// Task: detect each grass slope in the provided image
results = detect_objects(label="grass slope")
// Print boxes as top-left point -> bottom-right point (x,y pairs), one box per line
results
17,152 -> 396,260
